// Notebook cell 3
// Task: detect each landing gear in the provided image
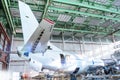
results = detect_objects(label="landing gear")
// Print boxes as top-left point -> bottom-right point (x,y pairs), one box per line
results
70,74 -> 77,80
103,66 -> 117,75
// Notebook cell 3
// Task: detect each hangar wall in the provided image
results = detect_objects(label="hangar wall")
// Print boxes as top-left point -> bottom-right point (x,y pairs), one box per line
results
9,54 -> 30,72
52,41 -> 109,54
9,38 -> 30,72
11,37 -> 111,54
50,35 -> 112,58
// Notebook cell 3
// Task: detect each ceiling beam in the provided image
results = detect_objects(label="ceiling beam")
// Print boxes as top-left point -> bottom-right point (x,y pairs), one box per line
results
48,7 -> 120,21
53,0 -> 120,15
54,28 -> 106,35
53,28 -> 120,36
105,29 -> 120,37
1,0 -> 15,33
42,0 -> 50,19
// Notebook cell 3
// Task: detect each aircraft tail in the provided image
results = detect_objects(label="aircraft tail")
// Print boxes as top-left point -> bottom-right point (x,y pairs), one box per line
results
19,1 -> 39,45
19,1 -> 55,53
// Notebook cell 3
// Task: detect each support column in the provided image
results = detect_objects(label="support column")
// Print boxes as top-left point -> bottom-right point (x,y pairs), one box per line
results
81,36 -> 85,54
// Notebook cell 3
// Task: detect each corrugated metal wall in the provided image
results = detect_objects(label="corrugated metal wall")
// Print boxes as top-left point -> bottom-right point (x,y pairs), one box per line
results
9,38 -> 30,72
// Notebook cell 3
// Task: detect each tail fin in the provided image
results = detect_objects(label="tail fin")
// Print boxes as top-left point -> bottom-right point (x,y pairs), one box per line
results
19,1 -> 55,53
18,1 -> 39,44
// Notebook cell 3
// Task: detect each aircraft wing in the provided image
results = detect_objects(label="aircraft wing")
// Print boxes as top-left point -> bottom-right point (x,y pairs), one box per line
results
19,1 -> 55,53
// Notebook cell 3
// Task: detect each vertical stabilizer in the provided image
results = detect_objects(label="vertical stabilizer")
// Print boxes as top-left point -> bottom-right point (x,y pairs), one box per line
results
19,1 -> 55,53
19,1 -> 39,45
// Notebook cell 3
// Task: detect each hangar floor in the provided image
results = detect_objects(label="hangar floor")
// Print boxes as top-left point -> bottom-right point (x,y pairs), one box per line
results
31,74 -> 120,80
23,73 -> 120,80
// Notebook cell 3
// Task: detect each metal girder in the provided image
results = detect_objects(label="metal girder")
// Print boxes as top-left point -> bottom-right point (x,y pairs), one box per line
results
105,29 -> 120,37
53,0 -> 120,14
54,28 -> 106,35
1,0 -> 14,33
9,1 -> 44,12
10,6 -> 44,12
48,7 -> 120,21
7,0 -> 11,6
42,0 -> 50,19
53,28 -> 120,36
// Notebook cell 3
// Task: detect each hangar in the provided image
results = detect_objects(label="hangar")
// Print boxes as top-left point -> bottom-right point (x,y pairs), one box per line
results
0,0 -> 120,80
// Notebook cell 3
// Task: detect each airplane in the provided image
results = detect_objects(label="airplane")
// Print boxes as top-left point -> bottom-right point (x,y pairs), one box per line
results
16,1 -> 119,79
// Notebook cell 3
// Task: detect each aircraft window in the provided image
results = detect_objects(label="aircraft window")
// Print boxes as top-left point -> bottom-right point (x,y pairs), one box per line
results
25,16 -> 29,18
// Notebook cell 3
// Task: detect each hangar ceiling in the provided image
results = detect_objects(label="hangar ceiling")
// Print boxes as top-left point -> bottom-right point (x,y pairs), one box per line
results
1,0 -> 120,40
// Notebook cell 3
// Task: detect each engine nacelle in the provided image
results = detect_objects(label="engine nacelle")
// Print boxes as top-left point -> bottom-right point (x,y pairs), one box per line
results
29,59 -> 42,72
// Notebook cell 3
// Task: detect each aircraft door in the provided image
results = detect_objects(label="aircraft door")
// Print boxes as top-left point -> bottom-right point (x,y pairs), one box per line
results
60,54 -> 66,65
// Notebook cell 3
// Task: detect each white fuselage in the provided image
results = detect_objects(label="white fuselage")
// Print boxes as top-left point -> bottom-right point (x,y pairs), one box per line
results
22,49 -> 104,74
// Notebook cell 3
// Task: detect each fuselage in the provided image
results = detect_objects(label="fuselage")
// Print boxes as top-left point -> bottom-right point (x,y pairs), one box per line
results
20,49 -> 104,74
